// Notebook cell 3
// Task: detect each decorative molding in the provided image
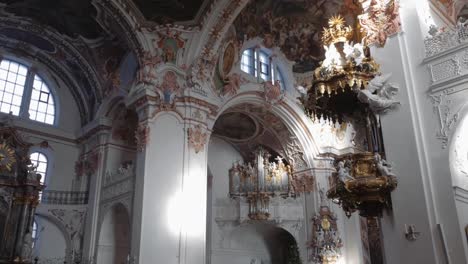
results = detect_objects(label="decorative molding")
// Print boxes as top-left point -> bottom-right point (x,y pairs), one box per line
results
424,22 -> 468,58
454,186 -> 468,204
263,81 -> 283,104
283,136 -> 308,171
74,150 -> 101,178
430,91 -> 460,148
101,175 -> 133,202
290,172 -> 315,194
135,123 -> 150,152
187,124 -> 208,154
430,57 -> 461,83
358,0 -> 402,47
48,208 -> 87,259
222,73 -> 247,96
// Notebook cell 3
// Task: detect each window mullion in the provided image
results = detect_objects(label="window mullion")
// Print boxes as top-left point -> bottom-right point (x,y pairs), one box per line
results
20,68 -> 34,119
255,48 -> 260,81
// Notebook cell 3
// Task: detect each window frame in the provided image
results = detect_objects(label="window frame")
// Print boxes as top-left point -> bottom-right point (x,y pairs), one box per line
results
240,48 -> 285,90
28,149 -> 53,193
0,56 -> 59,126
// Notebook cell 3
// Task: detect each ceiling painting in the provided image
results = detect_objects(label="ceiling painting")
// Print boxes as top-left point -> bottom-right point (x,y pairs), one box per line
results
233,0 -> 350,73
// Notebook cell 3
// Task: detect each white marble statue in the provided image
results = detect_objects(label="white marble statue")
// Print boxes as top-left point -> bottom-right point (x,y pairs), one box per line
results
322,43 -> 344,70
337,161 -> 354,182
357,73 -> 400,113
20,232 -> 33,262
344,41 -> 365,65
374,153 -> 396,177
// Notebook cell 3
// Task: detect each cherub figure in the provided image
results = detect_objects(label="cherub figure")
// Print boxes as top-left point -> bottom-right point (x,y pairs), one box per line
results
357,73 -> 400,114
374,153 -> 396,177
337,160 -> 354,182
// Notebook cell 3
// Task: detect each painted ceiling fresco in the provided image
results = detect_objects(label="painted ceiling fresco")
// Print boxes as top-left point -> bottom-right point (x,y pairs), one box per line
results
233,0 -> 359,73
132,0 -> 210,24
212,104 -> 295,162
213,112 -> 258,141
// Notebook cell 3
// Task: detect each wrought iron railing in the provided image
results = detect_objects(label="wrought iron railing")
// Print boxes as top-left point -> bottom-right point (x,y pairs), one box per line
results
40,190 -> 88,205
424,24 -> 468,57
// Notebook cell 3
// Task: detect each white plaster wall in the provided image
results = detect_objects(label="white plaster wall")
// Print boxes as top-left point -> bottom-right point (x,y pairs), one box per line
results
25,134 -> 80,191
33,216 -> 67,261
134,113 -> 185,264
208,136 -> 273,263
96,204 -> 130,264
369,0 -> 467,263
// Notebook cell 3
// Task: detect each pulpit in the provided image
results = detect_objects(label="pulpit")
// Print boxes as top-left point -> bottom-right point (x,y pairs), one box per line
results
0,127 -> 42,264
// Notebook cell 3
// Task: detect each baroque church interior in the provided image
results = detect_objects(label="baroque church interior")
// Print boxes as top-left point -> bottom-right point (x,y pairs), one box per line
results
1,0 -> 468,263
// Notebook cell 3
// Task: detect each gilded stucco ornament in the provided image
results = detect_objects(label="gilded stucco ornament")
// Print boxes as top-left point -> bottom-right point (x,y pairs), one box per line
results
0,142 -> 16,172
264,80 -> 283,104
327,152 -> 398,217
187,124 -> 208,154
308,204 -> 343,264
135,123 -> 150,152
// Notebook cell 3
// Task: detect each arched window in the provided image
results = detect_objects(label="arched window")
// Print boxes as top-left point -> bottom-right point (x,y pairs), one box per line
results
30,152 -> 48,200
240,48 -> 285,89
0,59 -> 56,125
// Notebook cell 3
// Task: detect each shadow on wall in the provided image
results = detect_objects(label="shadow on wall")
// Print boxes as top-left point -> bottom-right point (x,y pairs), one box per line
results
228,224 -> 300,264
96,203 -> 130,264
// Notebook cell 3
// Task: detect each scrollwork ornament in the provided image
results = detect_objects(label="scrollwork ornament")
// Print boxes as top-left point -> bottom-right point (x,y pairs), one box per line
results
430,91 -> 460,149
135,123 -> 150,152
187,124 -> 208,154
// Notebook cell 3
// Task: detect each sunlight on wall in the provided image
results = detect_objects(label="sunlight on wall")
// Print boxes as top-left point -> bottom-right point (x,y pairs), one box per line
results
167,166 -> 206,238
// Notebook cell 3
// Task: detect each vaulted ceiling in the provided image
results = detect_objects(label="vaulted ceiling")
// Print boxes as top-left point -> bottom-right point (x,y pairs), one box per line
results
131,0 -> 212,25
0,0 -> 139,124
233,0 -> 360,72
0,0 -> 363,124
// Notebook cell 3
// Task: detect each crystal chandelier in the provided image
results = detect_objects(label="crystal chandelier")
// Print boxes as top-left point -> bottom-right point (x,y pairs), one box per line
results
301,15 -> 380,123
228,147 -> 292,220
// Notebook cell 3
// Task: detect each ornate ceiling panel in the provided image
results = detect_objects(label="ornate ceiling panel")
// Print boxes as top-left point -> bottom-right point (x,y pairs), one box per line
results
233,0 -> 360,73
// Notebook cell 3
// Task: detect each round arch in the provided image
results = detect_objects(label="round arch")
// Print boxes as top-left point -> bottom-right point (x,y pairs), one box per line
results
211,92 -> 320,169
449,101 -> 468,189
34,213 -> 73,263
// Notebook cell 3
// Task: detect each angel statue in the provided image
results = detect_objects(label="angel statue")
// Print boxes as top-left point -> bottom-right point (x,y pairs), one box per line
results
343,41 -> 365,66
357,73 -> 400,114
374,153 -> 396,177
337,160 -> 354,183
322,43 -> 344,71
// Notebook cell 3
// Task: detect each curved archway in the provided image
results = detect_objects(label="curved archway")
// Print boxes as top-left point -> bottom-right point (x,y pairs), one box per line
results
449,102 -> 468,189
96,203 -> 131,264
221,223 -> 300,264
207,96 -> 313,264
212,93 -> 320,168
33,213 -> 72,263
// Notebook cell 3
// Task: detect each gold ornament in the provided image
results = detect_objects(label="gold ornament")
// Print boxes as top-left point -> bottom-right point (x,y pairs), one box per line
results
0,142 -> 16,172
321,15 -> 353,45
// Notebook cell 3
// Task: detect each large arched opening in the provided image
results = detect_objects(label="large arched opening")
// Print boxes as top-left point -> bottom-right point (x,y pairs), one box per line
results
207,96 -> 317,263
